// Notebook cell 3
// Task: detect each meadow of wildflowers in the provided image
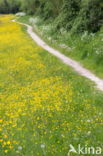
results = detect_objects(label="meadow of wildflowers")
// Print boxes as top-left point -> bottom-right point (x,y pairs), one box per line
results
21,15 -> 103,78
0,15 -> 103,156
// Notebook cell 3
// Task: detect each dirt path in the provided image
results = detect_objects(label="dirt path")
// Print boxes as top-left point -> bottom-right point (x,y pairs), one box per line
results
13,20 -> 103,91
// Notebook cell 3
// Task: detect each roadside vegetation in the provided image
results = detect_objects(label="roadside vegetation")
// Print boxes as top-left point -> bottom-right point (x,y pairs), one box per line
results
0,15 -> 103,156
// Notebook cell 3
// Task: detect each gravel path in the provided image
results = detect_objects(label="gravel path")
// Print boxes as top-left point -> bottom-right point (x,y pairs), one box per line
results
13,20 -> 103,91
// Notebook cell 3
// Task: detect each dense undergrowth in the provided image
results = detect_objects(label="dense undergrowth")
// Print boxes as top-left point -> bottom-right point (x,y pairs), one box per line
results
0,0 -> 103,33
0,15 -> 103,156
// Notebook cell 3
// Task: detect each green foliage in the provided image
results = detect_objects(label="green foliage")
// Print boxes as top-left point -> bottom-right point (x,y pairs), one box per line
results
18,13 -> 103,77
55,0 -> 81,31
72,0 -> 103,33
37,1 -> 54,20
0,0 -> 20,13
0,0 -> 103,33
84,0 -> 103,32
20,0 -> 40,15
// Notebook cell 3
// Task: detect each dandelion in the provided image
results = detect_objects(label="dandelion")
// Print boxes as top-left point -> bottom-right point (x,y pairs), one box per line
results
0,139 -> 3,142
4,150 -> 8,153
7,141 -> 11,145
0,119 -> 3,123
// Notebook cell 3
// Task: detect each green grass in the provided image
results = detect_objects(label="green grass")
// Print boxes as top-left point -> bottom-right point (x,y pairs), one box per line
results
0,15 -> 103,156
18,15 -> 103,79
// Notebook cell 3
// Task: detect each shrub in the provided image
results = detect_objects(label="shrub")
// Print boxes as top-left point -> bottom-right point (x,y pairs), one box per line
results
54,0 -> 81,31
0,0 -> 20,13
72,0 -> 103,33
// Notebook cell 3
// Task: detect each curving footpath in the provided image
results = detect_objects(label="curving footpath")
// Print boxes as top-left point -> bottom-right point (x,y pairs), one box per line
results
12,19 -> 103,91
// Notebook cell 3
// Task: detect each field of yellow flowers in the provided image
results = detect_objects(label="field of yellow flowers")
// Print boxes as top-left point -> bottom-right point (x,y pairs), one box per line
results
0,15 -> 103,156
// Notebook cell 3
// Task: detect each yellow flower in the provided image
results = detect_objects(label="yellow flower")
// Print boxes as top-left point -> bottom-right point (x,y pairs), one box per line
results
7,141 -> 11,145
0,119 -> 3,123
0,139 -> 3,142
9,145 -> 13,149
3,142 -> 7,146
4,150 -> 8,153
3,135 -> 8,138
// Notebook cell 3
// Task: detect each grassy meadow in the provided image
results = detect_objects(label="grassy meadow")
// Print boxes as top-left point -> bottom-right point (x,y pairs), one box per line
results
18,15 -> 103,79
0,15 -> 103,156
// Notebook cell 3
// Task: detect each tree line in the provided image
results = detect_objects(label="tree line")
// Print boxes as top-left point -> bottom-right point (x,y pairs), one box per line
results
0,0 -> 103,33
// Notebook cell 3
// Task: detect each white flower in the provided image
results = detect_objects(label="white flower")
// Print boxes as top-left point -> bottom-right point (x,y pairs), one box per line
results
16,151 -> 20,153
18,146 -> 22,150
81,31 -> 88,40
87,131 -> 91,136
48,37 -> 52,40
16,12 -> 26,16
40,144 -> 45,149
96,50 -> 99,55
59,44 -> 71,50
29,17 -> 40,25
87,119 -> 91,123
61,134 -> 65,137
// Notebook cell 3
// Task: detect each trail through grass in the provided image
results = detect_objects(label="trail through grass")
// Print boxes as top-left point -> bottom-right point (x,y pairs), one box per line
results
18,15 -> 103,79
0,15 -> 103,156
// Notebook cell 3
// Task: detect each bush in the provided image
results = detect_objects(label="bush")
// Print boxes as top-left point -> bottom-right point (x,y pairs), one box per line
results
0,0 -> 102,34
54,0 -> 81,31
85,0 -> 103,32
20,0 -> 40,15
0,0 -> 20,14
38,1 -> 54,20
72,0 -> 103,33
